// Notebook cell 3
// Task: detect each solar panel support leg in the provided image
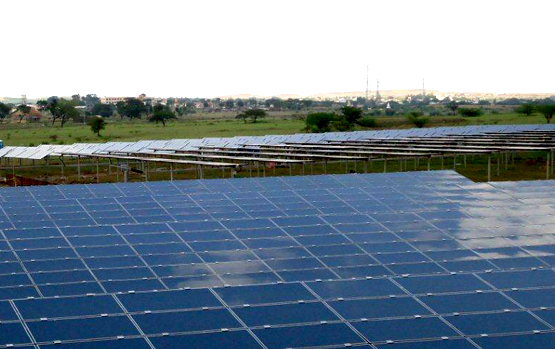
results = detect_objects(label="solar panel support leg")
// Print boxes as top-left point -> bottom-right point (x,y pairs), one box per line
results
441,156 -> 444,170
414,158 -> 417,171
96,158 -> 99,183
551,149 -> 555,174
364,160 -> 368,173
383,159 -> 387,173
497,154 -> 500,176
289,164 -> 292,176
170,163 -> 174,181
488,156 -> 491,182
249,162 -> 252,177
464,155 -> 467,168
108,159 -> 111,175
453,155 -> 456,170
310,162 -> 314,175
12,163 -> 15,187
345,161 -> 348,174
77,156 -> 81,180
323,160 -> 327,174
257,162 -> 260,177
547,151 -> 550,180
505,152 -> 508,170
427,157 -> 431,171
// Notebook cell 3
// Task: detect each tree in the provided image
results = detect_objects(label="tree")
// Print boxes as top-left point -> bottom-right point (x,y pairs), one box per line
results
40,97 -> 79,127
341,106 -> 363,125
458,108 -> 484,117
88,116 -> 107,136
0,102 -> 12,123
116,98 -> 146,120
306,112 -> 335,133
91,103 -> 114,118
224,99 -> 234,109
14,104 -> 31,123
149,104 -> 176,126
515,103 -> 535,116
407,111 -> 429,128
236,109 -> 267,123
54,100 -> 80,127
82,94 -> 100,113
447,100 -> 459,114
236,113 -> 248,123
537,105 -> 555,123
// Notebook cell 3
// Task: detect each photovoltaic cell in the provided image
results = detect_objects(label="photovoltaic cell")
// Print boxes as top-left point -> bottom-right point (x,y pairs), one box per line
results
0,170 -> 554,348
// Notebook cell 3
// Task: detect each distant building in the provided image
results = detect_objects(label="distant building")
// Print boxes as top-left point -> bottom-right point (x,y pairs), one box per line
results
10,107 -> 42,123
101,94 -> 149,105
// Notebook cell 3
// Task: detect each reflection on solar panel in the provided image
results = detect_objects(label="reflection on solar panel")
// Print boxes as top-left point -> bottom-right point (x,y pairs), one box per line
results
0,170 -> 555,348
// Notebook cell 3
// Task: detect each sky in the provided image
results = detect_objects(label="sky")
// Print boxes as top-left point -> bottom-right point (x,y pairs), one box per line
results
1,0 -> 554,98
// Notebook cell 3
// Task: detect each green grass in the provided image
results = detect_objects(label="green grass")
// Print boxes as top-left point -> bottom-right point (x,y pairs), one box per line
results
0,112 -> 549,147
0,118 -> 305,147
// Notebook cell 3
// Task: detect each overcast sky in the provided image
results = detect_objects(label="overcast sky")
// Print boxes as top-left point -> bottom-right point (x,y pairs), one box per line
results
2,0 -> 553,98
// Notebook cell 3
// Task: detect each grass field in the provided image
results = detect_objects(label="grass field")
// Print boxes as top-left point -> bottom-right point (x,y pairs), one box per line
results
0,112 -> 549,147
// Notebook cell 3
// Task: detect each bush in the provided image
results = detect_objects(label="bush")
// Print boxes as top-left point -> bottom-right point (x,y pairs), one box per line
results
357,117 -> 377,128
306,112 -> 335,133
407,112 -> 429,128
458,108 -> 484,117
331,116 -> 351,131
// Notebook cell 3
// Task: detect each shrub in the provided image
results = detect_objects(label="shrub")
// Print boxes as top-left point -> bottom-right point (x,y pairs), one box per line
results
306,112 -> 335,133
331,116 -> 351,131
458,108 -> 484,117
357,117 -> 377,128
407,112 -> 429,128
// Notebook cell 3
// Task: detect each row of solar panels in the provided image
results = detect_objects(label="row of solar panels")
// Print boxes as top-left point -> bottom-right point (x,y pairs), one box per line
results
0,172 -> 554,348
1,123 -> 555,160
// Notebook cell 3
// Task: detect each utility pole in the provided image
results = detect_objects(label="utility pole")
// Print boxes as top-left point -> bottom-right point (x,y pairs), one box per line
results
365,65 -> 369,100
376,79 -> 381,101
422,78 -> 426,96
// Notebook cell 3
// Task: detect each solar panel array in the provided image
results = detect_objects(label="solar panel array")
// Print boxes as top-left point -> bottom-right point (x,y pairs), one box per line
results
2,123 -> 555,160
0,171 -> 555,348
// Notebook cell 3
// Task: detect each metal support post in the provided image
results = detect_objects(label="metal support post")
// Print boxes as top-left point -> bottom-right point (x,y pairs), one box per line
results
77,156 -> 81,179
547,151 -> 551,180
170,163 -> 174,181
96,158 -> 99,183
488,156 -> 491,182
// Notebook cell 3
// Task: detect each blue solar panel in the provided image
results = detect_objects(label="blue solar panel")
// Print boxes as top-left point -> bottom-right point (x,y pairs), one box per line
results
0,170 -> 555,348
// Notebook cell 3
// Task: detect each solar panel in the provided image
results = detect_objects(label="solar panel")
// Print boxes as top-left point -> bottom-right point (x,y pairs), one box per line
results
1,170 -> 555,348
